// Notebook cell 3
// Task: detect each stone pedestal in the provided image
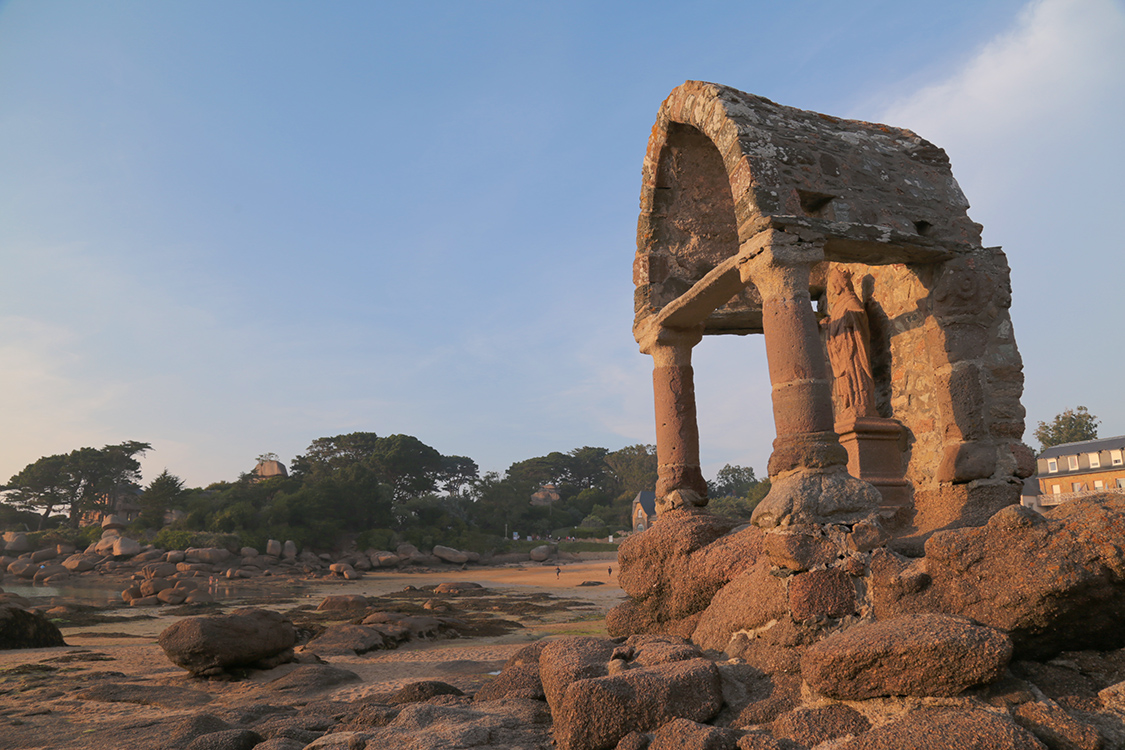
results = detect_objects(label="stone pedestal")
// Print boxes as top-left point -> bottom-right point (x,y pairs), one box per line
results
834,416 -> 911,516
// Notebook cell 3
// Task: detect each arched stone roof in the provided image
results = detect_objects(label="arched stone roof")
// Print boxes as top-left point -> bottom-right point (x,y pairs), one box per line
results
634,81 -> 986,333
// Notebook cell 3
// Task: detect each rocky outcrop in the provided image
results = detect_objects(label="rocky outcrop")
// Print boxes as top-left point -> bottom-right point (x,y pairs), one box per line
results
800,614 -> 1012,699
836,708 -> 1046,750
771,704 -> 871,747
266,664 -> 362,695
2,532 -> 31,554
872,496 -> 1125,659
0,603 -> 66,649
589,494 -> 1125,748
185,547 -> 232,565
553,658 -> 722,750
316,594 -> 369,611
608,509 -> 758,637
158,608 -> 297,676
481,634 -> 723,750
302,624 -> 386,656
474,640 -> 549,703
530,545 -> 553,562
112,536 -> 142,557
433,581 -> 483,595
432,545 -> 469,564
327,562 -> 361,579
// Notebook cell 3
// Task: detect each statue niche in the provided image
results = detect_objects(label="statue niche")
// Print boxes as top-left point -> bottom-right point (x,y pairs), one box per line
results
823,266 -> 877,421
823,265 -> 911,517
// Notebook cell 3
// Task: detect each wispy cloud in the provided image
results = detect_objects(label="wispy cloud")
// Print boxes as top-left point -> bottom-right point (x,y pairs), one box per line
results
873,0 -> 1125,195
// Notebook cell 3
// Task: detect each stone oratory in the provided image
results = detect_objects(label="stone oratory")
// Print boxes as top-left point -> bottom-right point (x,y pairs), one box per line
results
633,81 -> 1031,550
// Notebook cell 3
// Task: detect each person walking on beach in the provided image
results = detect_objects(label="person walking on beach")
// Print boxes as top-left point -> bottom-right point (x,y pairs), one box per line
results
608,566 -> 612,577
555,566 -> 561,578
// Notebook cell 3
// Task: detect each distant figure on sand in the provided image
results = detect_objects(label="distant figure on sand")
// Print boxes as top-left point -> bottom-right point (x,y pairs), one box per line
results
608,566 -> 612,577
555,567 -> 561,578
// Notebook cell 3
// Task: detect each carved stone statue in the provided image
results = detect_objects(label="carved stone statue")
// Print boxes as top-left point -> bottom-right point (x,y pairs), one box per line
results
824,267 -> 877,421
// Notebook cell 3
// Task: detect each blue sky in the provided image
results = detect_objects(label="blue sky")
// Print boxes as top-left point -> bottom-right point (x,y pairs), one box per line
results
1,0 -> 1122,488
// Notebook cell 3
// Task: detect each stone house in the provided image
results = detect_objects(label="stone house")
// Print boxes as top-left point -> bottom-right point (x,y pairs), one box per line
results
80,491 -> 141,527
1027,435 -> 1125,511
632,491 -> 657,532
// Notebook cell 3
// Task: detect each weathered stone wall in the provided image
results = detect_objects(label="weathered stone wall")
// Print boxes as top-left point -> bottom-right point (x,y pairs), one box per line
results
833,248 -> 1031,550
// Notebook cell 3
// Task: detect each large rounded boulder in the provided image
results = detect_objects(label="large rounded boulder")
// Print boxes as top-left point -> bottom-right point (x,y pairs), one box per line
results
158,608 -> 296,676
0,604 -> 67,649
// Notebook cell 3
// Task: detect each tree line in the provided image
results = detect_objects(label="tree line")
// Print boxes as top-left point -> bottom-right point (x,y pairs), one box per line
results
5,406 -> 1098,552
0,432 -> 768,552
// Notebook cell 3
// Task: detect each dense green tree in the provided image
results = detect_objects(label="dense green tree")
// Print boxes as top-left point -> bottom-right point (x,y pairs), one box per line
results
708,480 -> 771,520
289,432 -> 383,478
435,455 -> 480,496
2,441 -> 151,528
707,464 -> 758,499
563,446 -> 612,488
579,513 -> 607,529
2,454 -> 71,528
139,469 -> 186,528
466,471 -> 522,536
604,444 -> 658,501
1035,406 -> 1100,450
289,432 -> 476,501
367,434 -> 449,501
505,452 -> 575,488
95,441 -> 153,511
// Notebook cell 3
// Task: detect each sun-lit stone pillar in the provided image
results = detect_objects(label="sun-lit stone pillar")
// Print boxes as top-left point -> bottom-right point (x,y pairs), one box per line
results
638,324 -> 707,514
749,232 -> 847,475
743,231 -> 881,528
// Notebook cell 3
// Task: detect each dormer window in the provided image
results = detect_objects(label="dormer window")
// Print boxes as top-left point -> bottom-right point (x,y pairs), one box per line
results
1112,450 -> 1123,466
1068,455 -> 1080,471
1047,458 -> 1058,473
1089,452 -> 1101,469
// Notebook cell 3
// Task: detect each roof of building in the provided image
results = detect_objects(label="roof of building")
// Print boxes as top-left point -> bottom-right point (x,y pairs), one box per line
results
1039,434 -> 1125,460
633,491 -> 656,516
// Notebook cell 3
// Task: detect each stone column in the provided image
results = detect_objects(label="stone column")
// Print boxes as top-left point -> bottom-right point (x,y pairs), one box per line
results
748,234 -> 846,476
743,231 -> 881,528
639,324 -> 707,514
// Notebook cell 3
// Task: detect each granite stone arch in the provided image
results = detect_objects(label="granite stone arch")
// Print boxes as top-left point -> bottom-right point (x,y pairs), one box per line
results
633,81 -> 1030,549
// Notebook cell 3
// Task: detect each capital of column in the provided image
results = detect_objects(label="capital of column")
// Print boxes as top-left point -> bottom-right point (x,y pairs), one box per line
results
738,229 -> 825,297
636,322 -> 704,367
743,229 -> 841,460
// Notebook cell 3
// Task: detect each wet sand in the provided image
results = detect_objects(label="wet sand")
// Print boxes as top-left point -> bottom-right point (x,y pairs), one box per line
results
1,560 -> 625,695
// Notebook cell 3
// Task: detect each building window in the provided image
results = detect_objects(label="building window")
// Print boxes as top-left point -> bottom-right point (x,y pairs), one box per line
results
1095,480 -> 1104,489
1068,455 -> 1080,471
1052,484 -> 1062,494
1089,452 -> 1101,469
1118,478 -> 1125,490
1072,482 -> 1086,492
1112,450 -> 1123,466
1047,459 -> 1058,473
